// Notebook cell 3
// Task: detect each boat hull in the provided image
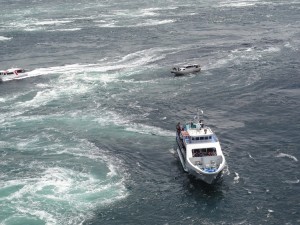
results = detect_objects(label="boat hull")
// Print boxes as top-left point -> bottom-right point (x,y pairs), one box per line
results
176,134 -> 223,184
0,73 -> 28,82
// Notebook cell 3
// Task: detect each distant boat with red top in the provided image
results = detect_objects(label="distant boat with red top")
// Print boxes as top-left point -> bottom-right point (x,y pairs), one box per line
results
0,68 -> 28,82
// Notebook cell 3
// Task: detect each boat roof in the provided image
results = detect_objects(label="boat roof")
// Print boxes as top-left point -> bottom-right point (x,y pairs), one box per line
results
187,127 -> 214,136
7,68 -> 24,72
181,64 -> 199,67
173,64 -> 199,67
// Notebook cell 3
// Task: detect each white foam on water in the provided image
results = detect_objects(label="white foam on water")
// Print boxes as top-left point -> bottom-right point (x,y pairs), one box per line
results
27,47 -> 169,80
276,153 -> 298,162
135,19 -> 176,27
283,179 -> 299,184
35,20 -> 73,26
169,148 -> 176,155
3,164 -> 128,225
5,17 -> 76,31
16,135 -> 41,150
0,91 -> 44,122
233,172 -> 240,183
262,46 -> 281,53
119,47 -> 168,67
35,83 -> 51,88
93,110 -> 131,127
48,28 -> 82,32
223,164 -> 230,176
138,8 -> 160,17
96,18 -> 175,28
16,89 -> 59,108
92,109 -> 174,137
219,0 -> 261,8
125,123 -> 174,137
284,42 -> 299,51
15,208 -> 57,225
248,153 -> 255,160
267,209 -> 274,218
205,45 -> 282,87
0,36 -> 12,41
95,20 -> 116,28
107,163 -> 118,178
111,8 -> 159,17
12,74 -> 91,110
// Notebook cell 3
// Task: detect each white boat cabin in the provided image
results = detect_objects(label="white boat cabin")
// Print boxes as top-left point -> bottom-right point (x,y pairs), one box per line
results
172,64 -> 200,72
6,68 -> 26,75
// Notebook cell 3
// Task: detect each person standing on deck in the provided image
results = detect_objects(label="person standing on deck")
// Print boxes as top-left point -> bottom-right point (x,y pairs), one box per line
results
176,122 -> 181,135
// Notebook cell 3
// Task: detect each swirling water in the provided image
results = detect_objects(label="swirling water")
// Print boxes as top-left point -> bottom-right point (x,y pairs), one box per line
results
0,0 -> 299,224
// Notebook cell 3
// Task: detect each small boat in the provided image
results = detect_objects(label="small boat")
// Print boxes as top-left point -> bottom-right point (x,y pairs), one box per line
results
0,68 -> 28,82
175,110 -> 226,184
171,64 -> 201,76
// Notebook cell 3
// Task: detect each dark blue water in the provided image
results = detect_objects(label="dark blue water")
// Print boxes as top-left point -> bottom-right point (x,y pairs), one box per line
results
0,0 -> 299,224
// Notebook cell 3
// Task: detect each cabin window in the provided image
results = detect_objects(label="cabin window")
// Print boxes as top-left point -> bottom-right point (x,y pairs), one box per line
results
196,137 -> 199,141
192,149 -> 202,157
200,137 -> 204,140
205,137 -> 208,140
209,136 -> 212,139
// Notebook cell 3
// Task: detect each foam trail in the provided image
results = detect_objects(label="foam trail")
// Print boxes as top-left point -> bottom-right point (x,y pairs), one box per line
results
234,172 -> 240,183
276,153 -> 298,162
35,20 -> 73,26
28,47 -> 170,78
125,123 -> 174,137
49,28 -> 82,32
135,19 -> 175,27
219,0 -> 260,8
283,179 -> 299,184
0,36 -> 12,41
1,165 -> 128,224
92,110 -> 174,137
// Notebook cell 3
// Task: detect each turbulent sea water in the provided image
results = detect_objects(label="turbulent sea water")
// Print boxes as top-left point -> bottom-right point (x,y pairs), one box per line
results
0,0 -> 300,224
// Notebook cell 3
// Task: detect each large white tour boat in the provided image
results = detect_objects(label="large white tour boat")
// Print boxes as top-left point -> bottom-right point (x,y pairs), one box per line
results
176,111 -> 226,184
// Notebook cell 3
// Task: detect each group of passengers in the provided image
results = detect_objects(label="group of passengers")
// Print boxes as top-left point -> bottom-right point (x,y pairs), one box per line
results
192,149 -> 215,157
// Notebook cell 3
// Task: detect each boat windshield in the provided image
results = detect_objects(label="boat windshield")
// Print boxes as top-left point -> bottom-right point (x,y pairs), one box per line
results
192,148 -> 216,157
185,65 -> 194,68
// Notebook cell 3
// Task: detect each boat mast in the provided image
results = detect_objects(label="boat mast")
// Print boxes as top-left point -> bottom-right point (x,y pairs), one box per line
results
197,109 -> 204,122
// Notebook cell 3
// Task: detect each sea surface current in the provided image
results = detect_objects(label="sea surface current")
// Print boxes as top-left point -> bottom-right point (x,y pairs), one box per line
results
0,0 -> 299,224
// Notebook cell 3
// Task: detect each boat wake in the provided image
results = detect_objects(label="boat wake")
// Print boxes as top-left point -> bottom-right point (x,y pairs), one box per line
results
125,123 -> 174,137
276,153 -> 298,162
0,46 -> 170,84
0,36 -> 12,41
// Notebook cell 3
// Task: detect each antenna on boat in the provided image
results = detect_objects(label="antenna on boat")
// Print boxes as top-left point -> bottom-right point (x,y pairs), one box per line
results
197,108 -> 204,121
